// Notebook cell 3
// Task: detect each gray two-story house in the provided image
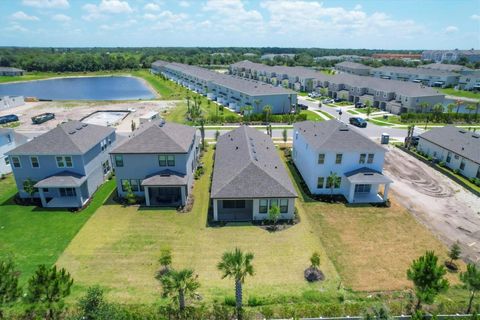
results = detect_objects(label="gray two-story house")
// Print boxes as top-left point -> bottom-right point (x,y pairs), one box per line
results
6,121 -> 116,208
0,128 -> 29,175
110,120 -> 199,207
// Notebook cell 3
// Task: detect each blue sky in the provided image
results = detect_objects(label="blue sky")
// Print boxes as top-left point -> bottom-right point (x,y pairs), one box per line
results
1,0 -> 479,49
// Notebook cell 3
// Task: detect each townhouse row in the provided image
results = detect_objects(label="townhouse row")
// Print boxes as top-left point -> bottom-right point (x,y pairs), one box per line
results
5,118 -> 394,221
151,61 -> 297,114
230,60 -> 444,114
335,61 -> 480,91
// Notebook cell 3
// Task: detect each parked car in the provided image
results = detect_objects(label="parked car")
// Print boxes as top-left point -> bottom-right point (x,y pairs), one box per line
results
355,102 -> 365,108
404,136 -> 420,146
297,103 -> 308,110
323,99 -> 334,104
349,117 -> 367,128
31,112 -> 55,124
0,114 -> 19,124
308,92 -> 320,98
334,98 -> 343,103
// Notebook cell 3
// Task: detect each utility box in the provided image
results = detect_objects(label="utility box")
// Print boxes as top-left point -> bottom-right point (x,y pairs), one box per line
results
381,133 -> 390,144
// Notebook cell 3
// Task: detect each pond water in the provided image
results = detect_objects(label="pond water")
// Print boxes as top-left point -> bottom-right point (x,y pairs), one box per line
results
0,76 -> 155,100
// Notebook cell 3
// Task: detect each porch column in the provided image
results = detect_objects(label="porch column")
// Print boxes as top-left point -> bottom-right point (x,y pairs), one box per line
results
383,183 -> 390,202
145,186 -> 150,206
39,188 -> 47,207
213,199 -> 218,221
180,186 -> 186,205
76,187 -> 83,207
348,183 -> 355,203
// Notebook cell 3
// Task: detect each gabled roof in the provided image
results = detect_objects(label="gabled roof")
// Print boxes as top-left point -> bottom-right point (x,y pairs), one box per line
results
294,120 -> 386,152
419,126 -> 480,164
345,167 -> 392,184
0,128 -> 29,145
335,61 -> 371,70
211,126 -> 297,199
142,169 -> 187,186
7,121 -> 114,156
34,171 -> 87,188
111,120 -> 196,154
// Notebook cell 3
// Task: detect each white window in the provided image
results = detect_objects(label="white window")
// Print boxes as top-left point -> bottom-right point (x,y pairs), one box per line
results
318,153 -> 325,164
279,199 -> 289,213
30,156 -> 40,168
11,156 -> 20,168
359,153 -> 366,164
259,199 -> 268,214
367,154 -> 374,164
56,156 -> 73,168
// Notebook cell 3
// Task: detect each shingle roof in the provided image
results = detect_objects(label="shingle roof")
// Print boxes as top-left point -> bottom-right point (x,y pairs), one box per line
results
335,61 -> 371,70
111,120 -> 196,154
372,66 -> 459,77
419,126 -> 480,164
345,167 -> 392,184
141,169 -> 187,186
34,171 -> 87,188
0,128 -> 29,145
294,120 -> 386,152
211,126 -> 297,199
0,67 -> 24,72
7,121 -> 114,155
418,63 -> 472,72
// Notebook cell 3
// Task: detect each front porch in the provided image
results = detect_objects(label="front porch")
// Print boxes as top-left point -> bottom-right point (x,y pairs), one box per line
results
34,171 -> 89,208
141,170 -> 188,207
213,199 -> 254,221
345,168 -> 393,204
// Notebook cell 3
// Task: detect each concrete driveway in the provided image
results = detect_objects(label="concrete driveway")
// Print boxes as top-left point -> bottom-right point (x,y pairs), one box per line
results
384,146 -> 480,263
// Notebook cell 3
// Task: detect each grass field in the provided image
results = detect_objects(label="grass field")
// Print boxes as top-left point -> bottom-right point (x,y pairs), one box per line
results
0,175 -> 116,282
57,148 -> 339,303
440,88 -> 480,101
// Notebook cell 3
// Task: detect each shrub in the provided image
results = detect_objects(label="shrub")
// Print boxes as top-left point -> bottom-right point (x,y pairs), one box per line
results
223,295 -> 236,307
247,295 -> 266,307
194,167 -> 205,180
453,169 -> 460,174
439,161 -> 446,167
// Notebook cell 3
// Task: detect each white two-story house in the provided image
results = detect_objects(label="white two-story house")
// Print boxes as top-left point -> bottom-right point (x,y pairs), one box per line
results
0,128 -> 29,175
292,120 -> 392,203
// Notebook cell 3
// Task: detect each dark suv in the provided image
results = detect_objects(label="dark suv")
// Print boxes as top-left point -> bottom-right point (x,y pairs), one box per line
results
349,117 -> 367,128
32,112 -> 55,124
0,114 -> 19,124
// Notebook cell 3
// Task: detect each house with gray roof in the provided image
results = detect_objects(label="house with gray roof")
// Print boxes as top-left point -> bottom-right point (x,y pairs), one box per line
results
0,128 -> 29,175
0,67 -> 25,76
110,120 -> 199,207
370,66 -> 460,87
152,60 -> 297,114
292,120 -> 392,203
417,126 -> 480,180
335,61 -> 372,76
418,63 -> 474,74
6,121 -> 116,208
211,126 -> 297,221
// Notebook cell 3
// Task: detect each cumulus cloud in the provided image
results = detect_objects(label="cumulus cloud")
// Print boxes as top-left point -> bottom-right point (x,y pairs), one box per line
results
52,13 -> 71,22
150,11 -> 188,30
444,25 -> 459,33
22,0 -> 69,9
471,14 -> 480,21
100,19 -> 137,30
144,3 -> 160,11
5,24 -> 29,32
82,0 -> 133,20
11,11 -> 40,21
179,1 -> 190,7
202,0 -> 264,32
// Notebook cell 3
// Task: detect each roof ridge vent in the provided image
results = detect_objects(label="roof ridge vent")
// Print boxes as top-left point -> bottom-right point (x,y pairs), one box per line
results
68,130 -> 76,135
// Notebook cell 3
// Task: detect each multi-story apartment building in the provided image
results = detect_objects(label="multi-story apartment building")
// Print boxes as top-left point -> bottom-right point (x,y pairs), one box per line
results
370,66 -> 460,87
335,61 -> 372,76
422,49 -> 480,63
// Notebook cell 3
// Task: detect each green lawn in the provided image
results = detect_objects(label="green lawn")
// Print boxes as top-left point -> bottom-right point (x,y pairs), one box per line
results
301,110 -> 324,121
0,175 -> 115,282
371,115 -> 480,128
355,108 -> 380,114
440,88 -> 480,101
318,110 -> 335,119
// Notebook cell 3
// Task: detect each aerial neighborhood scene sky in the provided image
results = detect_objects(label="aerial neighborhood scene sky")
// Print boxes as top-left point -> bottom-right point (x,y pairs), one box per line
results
1,0 -> 479,48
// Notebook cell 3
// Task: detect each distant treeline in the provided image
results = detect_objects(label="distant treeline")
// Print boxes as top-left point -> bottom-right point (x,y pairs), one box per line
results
0,47 -> 431,73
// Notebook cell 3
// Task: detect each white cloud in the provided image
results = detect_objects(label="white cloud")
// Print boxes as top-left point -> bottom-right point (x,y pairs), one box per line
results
82,0 -> 133,20
144,3 -> 160,11
11,11 -> 40,21
22,0 -> 69,9
179,1 -> 190,7
444,25 -> 459,33
354,4 -> 362,10
100,19 -> 137,30
5,24 -> 29,32
150,10 -> 188,30
52,13 -> 71,22
144,13 -> 157,20
202,0 -> 264,32
471,14 -> 480,21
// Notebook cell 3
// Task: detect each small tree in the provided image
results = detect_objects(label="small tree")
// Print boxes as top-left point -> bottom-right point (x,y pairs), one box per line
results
263,105 -> 272,123
159,248 -> 173,274
448,241 -> 461,265
282,128 -> 288,147
199,117 -> 206,151
131,120 -> 136,132
365,100 -> 372,119
0,258 -> 21,319
217,248 -> 254,320
406,251 -> 449,311
159,269 -> 200,311
327,171 -> 339,199
268,204 -> 280,230
123,180 -> 136,205
310,252 -> 320,270
460,263 -> 480,313
23,178 -> 37,203
214,130 -> 220,141
26,265 -> 74,320
78,286 -> 105,320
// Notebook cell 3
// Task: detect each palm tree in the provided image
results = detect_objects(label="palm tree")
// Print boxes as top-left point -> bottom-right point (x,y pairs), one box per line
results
217,248 -> 254,319
253,99 -> 261,113
159,269 -> 200,311
242,105 -> 254,123
460,263 -> 480,313
447,103 -> 455,114
466,104 -> 477,123
186,94 -> 191,114
327,171 -> 339,199
263,105 -> 272,123
432,103 -> 444,122
419,102 -> 430,114
455,99 -> 463,114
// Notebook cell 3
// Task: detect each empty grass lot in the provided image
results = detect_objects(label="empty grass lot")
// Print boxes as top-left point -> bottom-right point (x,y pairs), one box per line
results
56,148 -> 340,303
0,175 -> 116,282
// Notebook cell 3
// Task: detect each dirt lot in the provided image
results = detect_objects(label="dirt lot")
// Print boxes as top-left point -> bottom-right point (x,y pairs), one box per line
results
0,100 -> 179,134
384,147 -> 480,263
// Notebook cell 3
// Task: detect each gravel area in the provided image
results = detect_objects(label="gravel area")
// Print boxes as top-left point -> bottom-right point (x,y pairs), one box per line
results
384,146 -> 480,263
